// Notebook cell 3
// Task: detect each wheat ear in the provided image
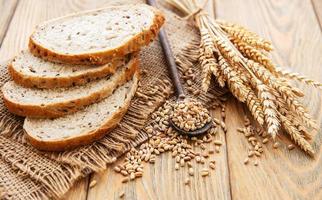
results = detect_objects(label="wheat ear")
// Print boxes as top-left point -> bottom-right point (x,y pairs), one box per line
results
281,93 -> 318,129
201,45 -> 226,88
199,44 -> 222,91
216,20 -> 260,37
200,26 -> 215,57
273,85 -> 315,140
234,62 -> 265,125
279,114 -> 315,157
279,78 -> 304,97
217,20 -> 273,51
214,37 -> 241,64
276,67 -> 322,89
246,59 -> 302,98
216,70 -> 226,87
234,41 -> 278,75
245,90 -> 265,125
217,54 -> 248,102
201,62 -> 212,91
255,80 -> 280,138
286,113 -> 313,140
217,54 -> 265,125
199,56 -> 215,92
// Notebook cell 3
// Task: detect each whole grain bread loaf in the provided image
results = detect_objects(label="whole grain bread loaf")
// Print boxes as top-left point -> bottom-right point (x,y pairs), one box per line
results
24,73 -> 139,151
2,56 -> 138,118
9,50 -> 133,88
29,4 -> 164,65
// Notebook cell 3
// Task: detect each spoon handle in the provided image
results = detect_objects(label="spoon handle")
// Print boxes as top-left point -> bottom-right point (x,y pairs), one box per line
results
147,0 -> 185,99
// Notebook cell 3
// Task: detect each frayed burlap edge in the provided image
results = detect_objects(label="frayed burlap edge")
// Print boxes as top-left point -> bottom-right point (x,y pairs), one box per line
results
0,136 -> 81,199
0,159 -> 49,200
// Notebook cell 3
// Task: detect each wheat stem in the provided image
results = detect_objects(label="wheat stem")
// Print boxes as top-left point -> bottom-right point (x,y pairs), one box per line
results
276,67 -> 322,89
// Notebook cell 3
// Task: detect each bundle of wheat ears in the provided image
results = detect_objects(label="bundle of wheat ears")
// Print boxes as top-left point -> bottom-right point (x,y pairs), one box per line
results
167,0 -> 322,156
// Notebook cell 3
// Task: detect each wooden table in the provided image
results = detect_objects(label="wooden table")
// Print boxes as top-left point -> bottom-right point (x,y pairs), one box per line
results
0,0 -> 321,199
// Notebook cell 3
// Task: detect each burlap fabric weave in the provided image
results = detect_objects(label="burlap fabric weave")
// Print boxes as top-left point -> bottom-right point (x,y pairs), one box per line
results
0,1 -> 225,199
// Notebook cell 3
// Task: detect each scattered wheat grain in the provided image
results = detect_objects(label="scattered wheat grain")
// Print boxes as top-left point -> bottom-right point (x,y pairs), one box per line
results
244,158 -> 249,165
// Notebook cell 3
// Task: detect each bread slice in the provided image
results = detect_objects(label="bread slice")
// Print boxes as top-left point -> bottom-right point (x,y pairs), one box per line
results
2,56 -> 138,118
29,4 -> 164,65
24,73 -> 139,151
9,50 -> 133,89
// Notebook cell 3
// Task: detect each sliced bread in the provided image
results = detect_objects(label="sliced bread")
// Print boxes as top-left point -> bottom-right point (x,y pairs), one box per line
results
29,4 -> 164,65
24,73 -> 139,151
9,50 -> 133,89
2,56 -> 138,118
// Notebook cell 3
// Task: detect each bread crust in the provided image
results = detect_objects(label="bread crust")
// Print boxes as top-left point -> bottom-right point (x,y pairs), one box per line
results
9,53 -> 134,89
24,73 -> 139,151
3,57 -> 139,118
28,5 -> 165,65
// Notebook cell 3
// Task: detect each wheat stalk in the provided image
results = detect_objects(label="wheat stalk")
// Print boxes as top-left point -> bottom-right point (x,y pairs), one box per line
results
217,54 -> 248,102
217,20 -> 273,52
279,114 -> 314,157
200,26 -> 215,57
216,70 -> 226,87
272,84 -> 314,142
287,113 -> 313,140
245,90 -> 265,126
201,62 -> 212,91
216,20 -> 261,38
255,80 -> 280,138
167,0 -> 319,156
276,67 -> 322,89
246,59 -> 302,98
281,93 -> 318,129
199,53 -> 214,91
217,53 -> 265,125
234,41 -> 278,75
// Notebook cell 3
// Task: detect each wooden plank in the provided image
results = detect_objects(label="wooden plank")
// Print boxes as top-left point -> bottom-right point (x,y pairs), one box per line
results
2,0 -> 321,199
0,0 -> 18,46
87,111 -> 231,200
216,0 -> 322,199
312,0 -> 322,27
0,0 -> 124,199
63,178 -> 89,200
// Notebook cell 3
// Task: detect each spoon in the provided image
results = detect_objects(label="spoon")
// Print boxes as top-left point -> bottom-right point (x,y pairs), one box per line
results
147,0 -> 213,136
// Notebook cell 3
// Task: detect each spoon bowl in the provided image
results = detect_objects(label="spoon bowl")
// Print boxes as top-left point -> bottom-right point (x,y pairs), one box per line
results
170,99 -> 213,136
170,118 -> 213,136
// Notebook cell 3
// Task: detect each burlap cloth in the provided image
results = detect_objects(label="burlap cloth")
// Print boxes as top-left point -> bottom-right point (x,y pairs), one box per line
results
0,1 -> 225,199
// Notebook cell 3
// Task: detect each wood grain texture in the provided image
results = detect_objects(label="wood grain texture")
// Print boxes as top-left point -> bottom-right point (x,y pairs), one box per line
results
63,178 -> 89,200
86,110 -> 231,200
0,0 -> 321,199
0,0 -> 18,47
312,0 -> 322,27
216,0 -> 322,199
